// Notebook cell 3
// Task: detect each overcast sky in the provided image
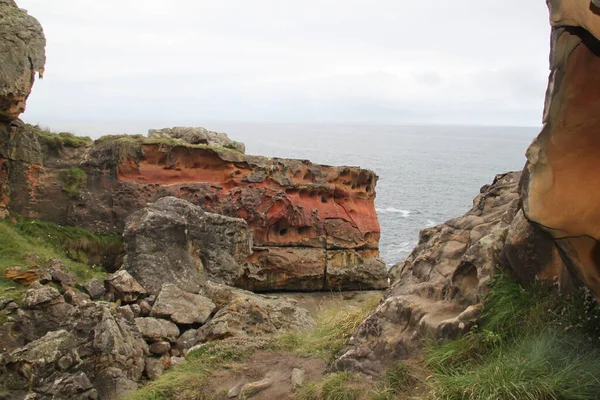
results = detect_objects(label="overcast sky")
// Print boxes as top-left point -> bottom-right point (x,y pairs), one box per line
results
18,0 -> 551,132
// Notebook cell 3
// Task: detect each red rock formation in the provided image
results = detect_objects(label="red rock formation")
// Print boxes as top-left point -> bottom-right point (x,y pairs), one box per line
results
0,131 -> 387,291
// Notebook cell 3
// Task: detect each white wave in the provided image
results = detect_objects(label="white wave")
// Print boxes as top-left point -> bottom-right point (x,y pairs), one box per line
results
426,220 -> 436,227
376,207 -> 411,217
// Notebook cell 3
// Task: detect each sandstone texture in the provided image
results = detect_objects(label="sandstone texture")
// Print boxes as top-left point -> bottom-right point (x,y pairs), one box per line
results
522,0 -> 600,298
0,127 -> 387,291
0,0 -> 45,122
335,172 -> 570,374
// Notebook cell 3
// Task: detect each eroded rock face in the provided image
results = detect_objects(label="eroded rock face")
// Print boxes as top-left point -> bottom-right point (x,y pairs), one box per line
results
335,173 -> 523,374
149,126 -> 246,154
1,129 -> 386,291
523,0 -> 600,298
0,0 -> 46,122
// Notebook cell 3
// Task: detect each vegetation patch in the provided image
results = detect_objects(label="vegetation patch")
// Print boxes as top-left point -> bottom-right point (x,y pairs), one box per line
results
127,338 -> 274,400
278,293 -> 381,361
296,372 -> 362,400
61,167 -> 87,198
426,274 -> 600,400
30,125 -> 92,149
0,218 -> 121,299
95,134 -> 241,153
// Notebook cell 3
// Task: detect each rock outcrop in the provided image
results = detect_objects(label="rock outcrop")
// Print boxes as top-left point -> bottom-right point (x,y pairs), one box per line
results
0,0 -> 46,122
335,172 -> 528,374
148,126 -> 246,154
0,127 -> 387,291
523,0 -> 600,298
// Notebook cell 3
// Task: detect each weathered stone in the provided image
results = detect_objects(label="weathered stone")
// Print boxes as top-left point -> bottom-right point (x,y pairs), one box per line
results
4,266 -> 41,285
49,258 -> 76,289
326,250 -> 388,290
64,288 -> 91,307
227,383 -> 243,398
83,279 -> 106,300
123,197 -> 252,293
135,317 -> 180,343
336,172 -> 521,375
93,367 -> 138,400
145,356 -> 169,380
151,283 -> 216,325
22,286 -> 62,308
149,341 -> 171,356
239,378 -> 273,398
17,287 -> 73,342
291,368 -> 306,390
105,270 -> 147,303
148,126 -> 246,153
0,0 -> 46,122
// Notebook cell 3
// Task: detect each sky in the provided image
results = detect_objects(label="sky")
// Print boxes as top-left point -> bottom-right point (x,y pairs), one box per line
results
17,0 -> 552,133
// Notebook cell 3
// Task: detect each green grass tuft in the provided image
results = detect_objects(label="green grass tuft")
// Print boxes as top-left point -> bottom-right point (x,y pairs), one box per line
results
94,134 -> 242,153
278,293 -> 381,361
61,168 -> 87,198
426,274 -> 600,400
31,125 -> 92,149
0,218 -> 121,300
296,372 -> 361,400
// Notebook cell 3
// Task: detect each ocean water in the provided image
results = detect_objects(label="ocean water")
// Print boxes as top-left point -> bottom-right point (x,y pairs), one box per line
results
204,123 -> 538,266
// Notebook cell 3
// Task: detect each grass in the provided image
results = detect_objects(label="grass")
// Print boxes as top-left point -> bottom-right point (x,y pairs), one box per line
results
296,372 -> 362,400
126,338 -> 274,400
29,124 -> 92,149
0,218 -> 122,300
94,134 -> 242,154
278,293 -> 382,361
425,274 -> 600,400
61,167 -> 87,198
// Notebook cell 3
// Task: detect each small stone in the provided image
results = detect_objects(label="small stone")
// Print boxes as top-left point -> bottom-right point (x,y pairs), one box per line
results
170,348 -> 181,357
130,303 -> 141,317
135,317 -> 180,342
138,300 -> 152,317
105,270 -> 147,303
117,305 -> 135,321
145,357 -> 168,380
83,278 -> 106,300
170,356 -> 185,368
49,259 -> 76,289
64,288 -> 90,306
239,378 -> 273,398
227,383 -> 244,398
291,368 -> 306,390
149,341 -> 171,356
151,283 -> 216,325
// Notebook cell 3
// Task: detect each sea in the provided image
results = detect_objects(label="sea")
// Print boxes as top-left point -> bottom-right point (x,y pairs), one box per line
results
208,123 -> 538,267
45,121 -> 539,267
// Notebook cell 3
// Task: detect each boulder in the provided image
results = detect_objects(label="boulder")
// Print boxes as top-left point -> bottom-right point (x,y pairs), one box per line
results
151,283 -> 216,325
148,126 -> 246,153
135,317 -> 180,343
83,278 -> 106,300
0,0 -> 46,122
17,286 -> 73,342
239,378 -> 273,398
336,172 -> 521,375
122,196 -> 252,293
48,258 -> 76,290
105,270 -> 147,303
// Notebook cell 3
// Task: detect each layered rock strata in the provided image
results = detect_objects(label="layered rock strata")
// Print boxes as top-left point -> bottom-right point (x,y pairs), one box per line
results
0,127 -> 387,291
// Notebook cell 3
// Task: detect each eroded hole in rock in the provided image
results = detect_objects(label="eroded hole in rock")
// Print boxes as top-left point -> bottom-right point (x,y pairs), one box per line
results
451,262 -> 478,300
279,228 -> 288,236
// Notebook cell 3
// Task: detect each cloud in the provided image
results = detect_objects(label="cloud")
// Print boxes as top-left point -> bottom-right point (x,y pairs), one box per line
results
18,0 -> 551,128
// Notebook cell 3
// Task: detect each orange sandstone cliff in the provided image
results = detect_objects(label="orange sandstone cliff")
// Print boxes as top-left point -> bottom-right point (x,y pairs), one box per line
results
0,129 -> 388,291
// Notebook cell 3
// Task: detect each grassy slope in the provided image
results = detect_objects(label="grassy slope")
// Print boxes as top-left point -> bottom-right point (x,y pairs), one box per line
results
426,275 -> 600,400
0,218 -> 121,300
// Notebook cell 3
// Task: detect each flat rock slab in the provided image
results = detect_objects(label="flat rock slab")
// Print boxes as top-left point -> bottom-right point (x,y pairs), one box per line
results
151,283 -> 216,325
135,317 -> 180,342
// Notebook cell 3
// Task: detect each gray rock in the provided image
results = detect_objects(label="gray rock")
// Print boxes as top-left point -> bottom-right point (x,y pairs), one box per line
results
170,356 -> 185,368
48,258 -> 76,289
145,357 -> 168,380
239,378 -> 273,398
63,288 -> 91,306
148,127 -> 246,153
22,286 -> 62,309
93,367 -> 138,400
122,197 -> 252,293
105,270 -> 147,303
149,341 -> 171,356
138,299 -> 152,317
291,368 -> 306,390
83,279 -> 106,300
135,317 -> 180,342
151,283 -> 216,325
227,383 -> 243,398
17,288 -> 73,342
